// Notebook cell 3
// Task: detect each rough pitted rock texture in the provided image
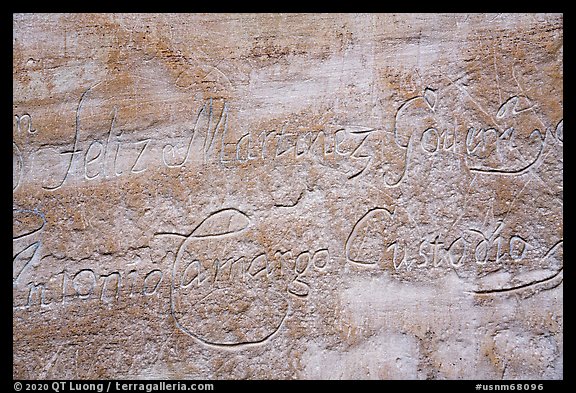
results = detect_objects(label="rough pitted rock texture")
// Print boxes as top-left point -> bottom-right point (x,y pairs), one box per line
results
13,13 -> 563,379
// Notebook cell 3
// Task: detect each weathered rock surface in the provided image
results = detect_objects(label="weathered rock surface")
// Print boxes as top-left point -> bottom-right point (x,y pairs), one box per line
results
13,13 -> 563,379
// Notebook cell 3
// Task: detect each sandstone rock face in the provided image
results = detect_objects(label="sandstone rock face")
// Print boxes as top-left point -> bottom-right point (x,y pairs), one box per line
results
13,13 -> 563,379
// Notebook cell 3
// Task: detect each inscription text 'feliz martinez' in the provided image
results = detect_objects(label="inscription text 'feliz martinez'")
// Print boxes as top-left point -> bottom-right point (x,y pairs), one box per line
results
13,85 -> 563,192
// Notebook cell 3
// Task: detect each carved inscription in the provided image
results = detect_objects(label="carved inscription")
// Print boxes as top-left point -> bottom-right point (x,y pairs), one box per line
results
166,208 -> 331,347
346,209 -> 540,269
13,82 -> 562,195
13,84 -> 563,342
